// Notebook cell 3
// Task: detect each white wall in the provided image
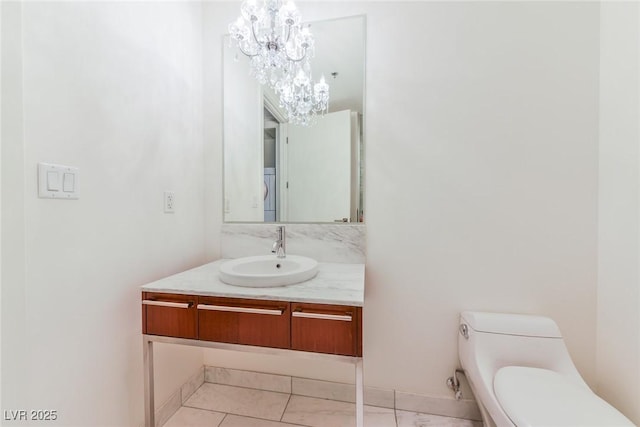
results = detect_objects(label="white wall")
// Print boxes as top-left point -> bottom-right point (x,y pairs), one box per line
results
597,2 -> 640,424
1,1 -> 28,414
205,0 -> 601,406
366,0 -> 600,395
2,2 -> 206,425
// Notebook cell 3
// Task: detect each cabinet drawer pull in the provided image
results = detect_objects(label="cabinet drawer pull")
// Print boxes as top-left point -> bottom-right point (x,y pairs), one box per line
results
142,300 -> 192,309
197,304 -> 284,316
293,311 -> 352,322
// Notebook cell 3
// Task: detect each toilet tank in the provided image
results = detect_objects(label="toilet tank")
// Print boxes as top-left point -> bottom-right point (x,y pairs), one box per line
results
458,311 -> 587,390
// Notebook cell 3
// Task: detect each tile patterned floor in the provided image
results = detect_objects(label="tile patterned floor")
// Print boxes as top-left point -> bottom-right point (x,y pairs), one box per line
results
165,383 -> 483,427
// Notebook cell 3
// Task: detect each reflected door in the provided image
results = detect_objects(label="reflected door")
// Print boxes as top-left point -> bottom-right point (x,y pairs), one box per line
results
285,110 -> 351,222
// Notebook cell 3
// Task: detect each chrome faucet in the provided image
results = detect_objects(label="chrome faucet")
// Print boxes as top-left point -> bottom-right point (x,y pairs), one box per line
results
271,226 -> 286,258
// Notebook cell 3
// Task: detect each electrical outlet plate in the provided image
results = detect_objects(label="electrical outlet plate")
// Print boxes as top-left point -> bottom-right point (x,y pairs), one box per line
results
164,191 -> 175,213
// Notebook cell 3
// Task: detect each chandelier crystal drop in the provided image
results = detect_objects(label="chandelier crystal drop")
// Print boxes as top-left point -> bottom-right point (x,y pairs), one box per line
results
229,0 -> 329,125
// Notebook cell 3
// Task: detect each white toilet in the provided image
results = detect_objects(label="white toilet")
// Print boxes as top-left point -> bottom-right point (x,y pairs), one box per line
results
458,311 -> 635,427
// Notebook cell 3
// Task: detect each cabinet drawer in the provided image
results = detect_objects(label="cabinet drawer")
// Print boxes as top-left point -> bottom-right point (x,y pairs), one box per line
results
142,292 -> 197,339
291,303 -> 362,356
198,297 -> 290,349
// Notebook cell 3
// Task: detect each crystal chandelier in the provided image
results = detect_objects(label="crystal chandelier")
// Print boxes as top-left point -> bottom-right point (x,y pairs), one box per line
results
229,0 -> 329,126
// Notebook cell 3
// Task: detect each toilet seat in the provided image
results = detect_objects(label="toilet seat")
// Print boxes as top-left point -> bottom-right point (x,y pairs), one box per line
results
494,366 -> 634,427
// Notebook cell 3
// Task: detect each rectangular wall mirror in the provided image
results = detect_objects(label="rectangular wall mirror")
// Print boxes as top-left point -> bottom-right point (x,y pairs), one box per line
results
223,15 -> 366,223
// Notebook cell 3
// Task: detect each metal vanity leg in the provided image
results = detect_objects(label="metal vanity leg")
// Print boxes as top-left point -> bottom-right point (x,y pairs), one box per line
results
143,337 -> 155,427
355,358 -> 364,427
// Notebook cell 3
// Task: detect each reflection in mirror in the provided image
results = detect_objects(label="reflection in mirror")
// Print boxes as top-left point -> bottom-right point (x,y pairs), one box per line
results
223,15 -> 365,223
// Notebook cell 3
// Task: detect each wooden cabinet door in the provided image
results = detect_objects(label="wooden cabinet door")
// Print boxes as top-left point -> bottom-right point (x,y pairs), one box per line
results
142,292 -> 198,339
291,303 -> 362,356
198,297 -> 290,349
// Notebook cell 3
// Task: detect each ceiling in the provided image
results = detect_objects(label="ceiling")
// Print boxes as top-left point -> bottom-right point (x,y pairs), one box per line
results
308,16 -> 365,115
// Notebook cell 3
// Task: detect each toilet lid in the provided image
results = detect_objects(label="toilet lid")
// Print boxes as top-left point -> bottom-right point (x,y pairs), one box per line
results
494,367 -> 634,427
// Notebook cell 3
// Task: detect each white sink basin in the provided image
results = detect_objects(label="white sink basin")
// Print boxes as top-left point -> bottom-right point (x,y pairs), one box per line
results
219,255 -> 318,287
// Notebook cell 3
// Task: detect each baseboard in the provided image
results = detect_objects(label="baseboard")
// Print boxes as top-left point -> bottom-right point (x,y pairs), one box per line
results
154,390 -> 181,427
395,390 -> 482,421
153,366 -> 205,427
181,366 -> 205,404
203,365 -> 482,421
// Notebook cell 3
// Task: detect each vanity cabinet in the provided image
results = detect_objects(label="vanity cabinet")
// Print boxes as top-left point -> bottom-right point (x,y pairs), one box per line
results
141,260 -> 365,427
198,296 -> 290,349
141,293 -> 361,356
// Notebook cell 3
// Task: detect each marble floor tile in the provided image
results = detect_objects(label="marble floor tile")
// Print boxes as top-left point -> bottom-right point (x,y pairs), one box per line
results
184,383 -> 290,421
164,407 -> 225,427
281,395 -> 396,427
396,410 -> 483,427
219,414 -> 304,427
165,382 -> 485,427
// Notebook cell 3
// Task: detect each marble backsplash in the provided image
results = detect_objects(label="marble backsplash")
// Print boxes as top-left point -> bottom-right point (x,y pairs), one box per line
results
221,223 -> 366,263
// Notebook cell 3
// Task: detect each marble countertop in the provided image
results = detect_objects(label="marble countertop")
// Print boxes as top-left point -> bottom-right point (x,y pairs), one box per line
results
141,259 -> 365,307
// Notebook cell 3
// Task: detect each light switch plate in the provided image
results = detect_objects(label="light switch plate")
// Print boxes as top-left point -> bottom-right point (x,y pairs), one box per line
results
38,162 -> 79,199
